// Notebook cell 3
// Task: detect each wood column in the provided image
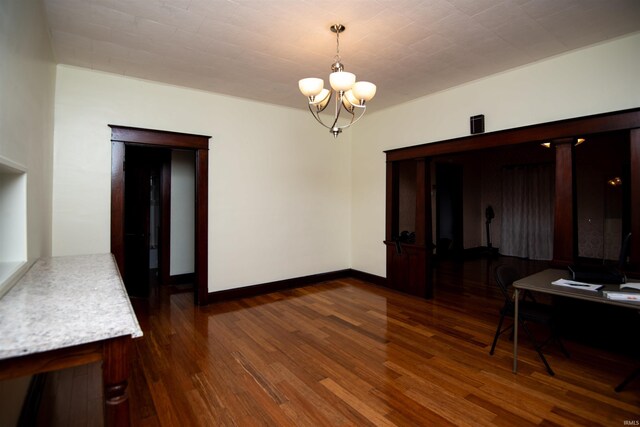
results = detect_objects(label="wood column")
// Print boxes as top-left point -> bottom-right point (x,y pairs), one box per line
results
630,129 -> 640,270
195,148 -> 209,305
552,139 -> 574,266
111,141 -> 126,275
416,158 -> 433,298
102,336 -> 132,427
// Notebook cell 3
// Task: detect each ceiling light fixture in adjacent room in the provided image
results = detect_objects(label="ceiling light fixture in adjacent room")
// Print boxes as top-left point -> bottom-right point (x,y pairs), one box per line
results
540,137 -> 586,148
298,24 -> 376,138
607,176 -> 623,187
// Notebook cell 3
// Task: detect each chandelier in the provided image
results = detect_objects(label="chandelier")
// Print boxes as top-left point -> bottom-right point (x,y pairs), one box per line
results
298,24 -> 376,138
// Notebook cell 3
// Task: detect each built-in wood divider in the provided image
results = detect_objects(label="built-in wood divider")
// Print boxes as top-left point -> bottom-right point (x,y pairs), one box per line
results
385,108 -> 640,298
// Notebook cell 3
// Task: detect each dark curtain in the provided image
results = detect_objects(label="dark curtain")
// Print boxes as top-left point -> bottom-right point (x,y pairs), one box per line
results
500,164 -> 554,260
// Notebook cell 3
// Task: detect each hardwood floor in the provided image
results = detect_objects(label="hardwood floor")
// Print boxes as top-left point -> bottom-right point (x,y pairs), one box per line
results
40,258 -> 640,426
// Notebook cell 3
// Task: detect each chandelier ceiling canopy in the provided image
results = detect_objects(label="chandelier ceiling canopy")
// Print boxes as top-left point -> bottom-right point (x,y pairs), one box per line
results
298,24 -> 376,138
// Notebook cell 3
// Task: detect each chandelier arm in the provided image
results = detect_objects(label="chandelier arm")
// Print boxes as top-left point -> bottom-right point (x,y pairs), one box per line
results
335,105 -> 367,131
329,92 -> 344,130
307,103 -> 332,130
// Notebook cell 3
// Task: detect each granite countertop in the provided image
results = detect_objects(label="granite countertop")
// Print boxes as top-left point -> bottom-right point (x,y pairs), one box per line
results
0,253 -> 143,360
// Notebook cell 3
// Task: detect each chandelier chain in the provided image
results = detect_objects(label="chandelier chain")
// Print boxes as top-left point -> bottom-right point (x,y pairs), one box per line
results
335,28 -> 341,62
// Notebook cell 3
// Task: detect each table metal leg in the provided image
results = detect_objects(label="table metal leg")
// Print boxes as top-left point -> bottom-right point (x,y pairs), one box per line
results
513,288 -> 519,373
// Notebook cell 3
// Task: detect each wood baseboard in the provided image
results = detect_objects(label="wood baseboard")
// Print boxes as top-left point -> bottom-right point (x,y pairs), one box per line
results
348,269 -> 387,287
207,269 -> 352,303
169,273 -> 195,285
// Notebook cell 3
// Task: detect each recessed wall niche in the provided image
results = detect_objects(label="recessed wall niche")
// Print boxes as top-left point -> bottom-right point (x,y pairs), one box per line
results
0,157 -> 27,297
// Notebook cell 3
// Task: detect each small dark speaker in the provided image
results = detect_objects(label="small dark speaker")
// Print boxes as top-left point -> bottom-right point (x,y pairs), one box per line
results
470,114 -> 485,134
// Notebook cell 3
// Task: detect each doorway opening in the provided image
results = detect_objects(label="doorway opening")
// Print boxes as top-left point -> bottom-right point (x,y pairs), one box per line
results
123,146 -> 171,297
435,163 -> 463,258
110,125 -> 210,305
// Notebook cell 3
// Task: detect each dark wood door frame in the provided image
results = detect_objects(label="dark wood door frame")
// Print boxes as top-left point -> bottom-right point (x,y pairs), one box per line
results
110,125 -> 211,305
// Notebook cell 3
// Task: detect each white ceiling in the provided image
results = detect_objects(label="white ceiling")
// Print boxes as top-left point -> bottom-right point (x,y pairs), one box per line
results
43,0 -> 640,111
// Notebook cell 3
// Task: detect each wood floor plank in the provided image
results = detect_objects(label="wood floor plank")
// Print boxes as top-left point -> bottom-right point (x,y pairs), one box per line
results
320,377 -> 396,427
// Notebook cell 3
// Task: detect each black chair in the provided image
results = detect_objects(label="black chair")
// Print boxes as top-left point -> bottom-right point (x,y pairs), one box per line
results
489,265 -> 569,375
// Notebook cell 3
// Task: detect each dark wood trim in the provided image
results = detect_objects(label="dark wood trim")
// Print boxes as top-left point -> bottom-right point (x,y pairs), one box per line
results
385,162 -> 395,241
207,270 -> 351,303
631,129 -> 640,270
159,157 -> 171,286
111,141 -> 126,277
385,108 -> 640,161
109,125 -> 209,149
169,273 -> 195,285
0,342 -> 103,381
110,126 -> 211,305
552,141 -> 574,266
195,149 -> 209,305
415,159 -> 427,246
348,269 -> 387,287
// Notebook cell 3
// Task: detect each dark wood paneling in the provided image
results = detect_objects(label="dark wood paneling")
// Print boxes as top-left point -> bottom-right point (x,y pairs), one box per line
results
109,125 -> 209,149
18,374 -> 47,427
552,141 -> 574,266
385,108 -> 640,162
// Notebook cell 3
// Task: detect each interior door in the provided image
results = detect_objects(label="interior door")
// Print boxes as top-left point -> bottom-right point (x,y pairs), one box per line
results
123,146 -> 153,296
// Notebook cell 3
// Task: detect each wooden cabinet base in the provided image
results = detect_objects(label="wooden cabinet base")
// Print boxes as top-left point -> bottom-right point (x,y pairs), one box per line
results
0,336 -> 133,427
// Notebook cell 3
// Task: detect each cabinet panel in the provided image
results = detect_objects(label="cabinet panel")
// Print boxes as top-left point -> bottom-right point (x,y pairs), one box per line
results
386,243 -> 431,298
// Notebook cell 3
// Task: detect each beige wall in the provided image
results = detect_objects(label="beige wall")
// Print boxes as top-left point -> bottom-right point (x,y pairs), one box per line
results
52,66 -> 352,291
170,150 -> 196,276
351,33 -> 640,277
0,0 -> 56,424
0,0 -> 56,264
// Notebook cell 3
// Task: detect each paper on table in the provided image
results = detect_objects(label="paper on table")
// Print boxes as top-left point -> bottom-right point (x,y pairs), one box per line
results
551,278 -> 602,291
620,282 -> 640,291
604,292 -> 640,302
